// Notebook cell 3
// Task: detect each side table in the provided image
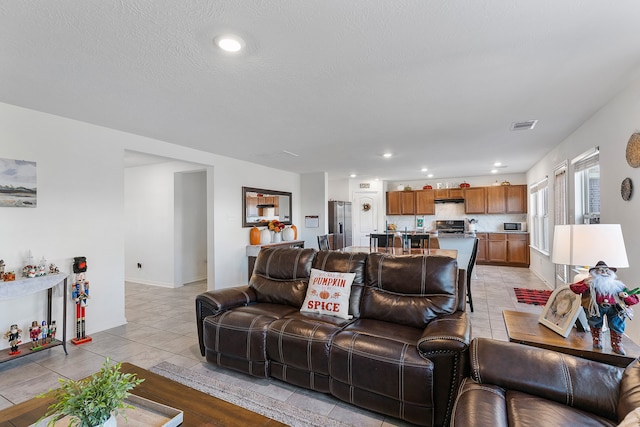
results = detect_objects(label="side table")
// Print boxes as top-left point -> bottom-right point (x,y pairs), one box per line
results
0,273 -> 68,363
503,310 -> 640,368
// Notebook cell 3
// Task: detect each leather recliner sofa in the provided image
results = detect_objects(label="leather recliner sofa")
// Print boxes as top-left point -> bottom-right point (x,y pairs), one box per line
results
450,337 -> 640,427
196,247 -> 471,427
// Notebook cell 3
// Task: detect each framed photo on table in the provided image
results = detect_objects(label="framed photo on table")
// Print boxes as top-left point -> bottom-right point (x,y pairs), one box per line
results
538,285 -> 583,337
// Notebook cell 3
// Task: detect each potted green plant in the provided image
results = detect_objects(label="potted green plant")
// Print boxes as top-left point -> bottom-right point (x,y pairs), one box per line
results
39,358 -> 143,427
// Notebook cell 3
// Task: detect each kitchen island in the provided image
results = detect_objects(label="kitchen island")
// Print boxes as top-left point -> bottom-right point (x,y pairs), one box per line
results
436,235 -> 477,271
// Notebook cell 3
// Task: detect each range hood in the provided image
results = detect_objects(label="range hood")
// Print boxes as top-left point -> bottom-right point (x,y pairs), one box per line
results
434,198 -> 465,204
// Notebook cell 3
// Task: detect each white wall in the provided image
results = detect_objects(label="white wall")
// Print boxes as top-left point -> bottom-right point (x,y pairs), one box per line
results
124,161 -> 207,287
300,172 -> 328,249
176,170 -> 207,285
0,102 -> 301,349
0,102 -> 127,347
527,76 -> 640,343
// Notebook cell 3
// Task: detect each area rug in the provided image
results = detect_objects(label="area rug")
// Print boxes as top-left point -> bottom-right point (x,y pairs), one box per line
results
514,287 -> 552,305
150,362 -> 354,427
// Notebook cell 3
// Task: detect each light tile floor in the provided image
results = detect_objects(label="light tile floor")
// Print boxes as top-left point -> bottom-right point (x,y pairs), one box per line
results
0,265 -> 548,426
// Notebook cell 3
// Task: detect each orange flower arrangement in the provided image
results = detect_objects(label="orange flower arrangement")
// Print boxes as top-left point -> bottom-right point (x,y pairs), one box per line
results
268,219 -> 285,233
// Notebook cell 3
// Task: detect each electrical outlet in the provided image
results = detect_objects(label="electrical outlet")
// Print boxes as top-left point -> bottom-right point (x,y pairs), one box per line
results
137,263 -> 142,269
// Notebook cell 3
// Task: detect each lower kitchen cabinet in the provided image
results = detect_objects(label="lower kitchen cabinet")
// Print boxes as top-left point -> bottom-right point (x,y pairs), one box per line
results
477,233 -> 529,267
475,233 -> 488,263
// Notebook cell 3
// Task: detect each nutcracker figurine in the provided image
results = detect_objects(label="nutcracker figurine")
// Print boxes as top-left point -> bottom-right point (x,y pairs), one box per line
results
29,321 -> 41,350
71,256 -> 92,344
40,320 -> 48,346
4,324 -> 22,355
49,320 -> 57,342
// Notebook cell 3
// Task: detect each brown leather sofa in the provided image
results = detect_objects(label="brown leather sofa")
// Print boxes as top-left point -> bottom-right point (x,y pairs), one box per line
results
196,247 -> 471,427
451,337 -> 640,427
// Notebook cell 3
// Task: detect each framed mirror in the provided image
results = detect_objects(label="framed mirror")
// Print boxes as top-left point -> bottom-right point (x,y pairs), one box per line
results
242,186 -> 292,227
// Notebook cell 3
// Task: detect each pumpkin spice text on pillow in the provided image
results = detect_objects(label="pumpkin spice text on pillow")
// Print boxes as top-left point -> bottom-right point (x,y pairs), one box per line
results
300,268 -> 356,319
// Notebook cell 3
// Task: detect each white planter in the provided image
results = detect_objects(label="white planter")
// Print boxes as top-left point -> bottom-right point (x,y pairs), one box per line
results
272,231 -> 282,243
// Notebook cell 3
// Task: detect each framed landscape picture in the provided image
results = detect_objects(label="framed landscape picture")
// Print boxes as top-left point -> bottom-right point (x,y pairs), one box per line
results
0,158 -> 37,207
538,285 -> 583,337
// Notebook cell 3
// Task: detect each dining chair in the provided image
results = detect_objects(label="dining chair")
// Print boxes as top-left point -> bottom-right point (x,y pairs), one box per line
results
317,234 -> 330,250
466,237 -> 480,312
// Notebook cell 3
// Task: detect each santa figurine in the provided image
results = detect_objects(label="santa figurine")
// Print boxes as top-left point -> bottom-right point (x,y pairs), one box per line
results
570,261 -> 639,355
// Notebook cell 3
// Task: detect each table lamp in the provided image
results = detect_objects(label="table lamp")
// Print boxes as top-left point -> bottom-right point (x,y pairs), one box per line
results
552,224 -> 629,280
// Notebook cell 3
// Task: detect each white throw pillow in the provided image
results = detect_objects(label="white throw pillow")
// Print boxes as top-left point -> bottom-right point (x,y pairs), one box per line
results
300,268 -> 356,319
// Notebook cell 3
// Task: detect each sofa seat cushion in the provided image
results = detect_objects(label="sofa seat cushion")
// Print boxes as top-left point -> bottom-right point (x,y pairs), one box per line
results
506,390 -> 617,427
267,312 -> 352,375
202,303 -> 298,377
329,318 -> 433,405
267,312 -> 352,392
452,379 -> 617,427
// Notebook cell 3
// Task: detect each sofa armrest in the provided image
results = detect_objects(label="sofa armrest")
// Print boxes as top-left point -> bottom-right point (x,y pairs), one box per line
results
619,360 -> 640,420
195,286 -> 257,355
450,378 -> 509,427
418,311 -> 471,353
470,338 -> 623,421
417,311 -> 471,427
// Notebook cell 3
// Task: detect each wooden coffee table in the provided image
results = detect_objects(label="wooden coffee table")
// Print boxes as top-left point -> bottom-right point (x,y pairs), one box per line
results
503,310 -> 640,368
0,363 -> 286,427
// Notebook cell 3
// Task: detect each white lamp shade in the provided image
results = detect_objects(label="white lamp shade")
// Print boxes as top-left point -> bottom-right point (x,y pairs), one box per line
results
551,224 -> 629,269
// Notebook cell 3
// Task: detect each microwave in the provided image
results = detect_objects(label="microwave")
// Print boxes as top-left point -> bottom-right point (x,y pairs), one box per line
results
503,222 -> 526,232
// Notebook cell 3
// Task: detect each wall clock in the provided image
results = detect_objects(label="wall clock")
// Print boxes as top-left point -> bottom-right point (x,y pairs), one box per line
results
621,177 -> 633,201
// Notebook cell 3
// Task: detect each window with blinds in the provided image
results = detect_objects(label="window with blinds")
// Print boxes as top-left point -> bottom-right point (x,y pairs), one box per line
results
572,147 -> 600,224
554,161 -> 568,284
529,177 -> 549,253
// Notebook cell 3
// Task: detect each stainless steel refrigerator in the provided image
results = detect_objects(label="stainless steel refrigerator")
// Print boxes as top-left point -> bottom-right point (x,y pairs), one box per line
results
328,201 -> 352,249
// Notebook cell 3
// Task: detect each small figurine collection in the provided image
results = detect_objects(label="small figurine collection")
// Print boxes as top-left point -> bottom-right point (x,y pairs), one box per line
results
4,319 -> 58,355
2,253 -> 82,356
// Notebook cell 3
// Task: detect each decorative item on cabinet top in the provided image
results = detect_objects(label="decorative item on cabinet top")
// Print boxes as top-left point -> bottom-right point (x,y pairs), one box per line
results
422,184 -> 433,189
459,181 -> 470,188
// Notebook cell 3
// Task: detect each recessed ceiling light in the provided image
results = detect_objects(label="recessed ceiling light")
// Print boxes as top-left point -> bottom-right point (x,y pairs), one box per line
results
491,169 -> 498,174
427,174 -> 434,178
215,35 -> 244,52
421,167 -> 428,172
383,153 -> 392,158
350,174 -> 357,178
494,162 -> 502,167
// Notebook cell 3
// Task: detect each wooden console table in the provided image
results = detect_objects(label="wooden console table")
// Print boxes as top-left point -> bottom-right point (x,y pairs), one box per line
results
246,240 -> 305,278
0,273 -> 68,363
503,310 -> 640,367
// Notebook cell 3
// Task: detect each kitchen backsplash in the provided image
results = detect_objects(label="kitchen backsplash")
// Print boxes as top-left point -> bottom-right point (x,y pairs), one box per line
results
386,203 -> 527,232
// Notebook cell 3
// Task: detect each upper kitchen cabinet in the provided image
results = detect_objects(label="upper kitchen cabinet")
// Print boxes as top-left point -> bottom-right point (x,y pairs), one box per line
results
506,185 -> 527,213
463,187 -> 486,214
386,191 -> 415,215
487,185 -> 527,214
433,188 -> 464,200
415,190 -> 435,215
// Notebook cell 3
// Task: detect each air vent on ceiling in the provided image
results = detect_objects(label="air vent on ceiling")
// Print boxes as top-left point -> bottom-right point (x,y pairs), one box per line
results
510,120 -> 538,131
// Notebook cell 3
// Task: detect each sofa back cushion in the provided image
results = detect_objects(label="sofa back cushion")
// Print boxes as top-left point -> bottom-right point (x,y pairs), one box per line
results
313,250 -> 367,317
250,247 -> 316,307
361,254 -> 459,328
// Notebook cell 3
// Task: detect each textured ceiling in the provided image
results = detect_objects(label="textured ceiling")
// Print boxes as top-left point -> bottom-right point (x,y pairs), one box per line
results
2,1 -> 640,181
